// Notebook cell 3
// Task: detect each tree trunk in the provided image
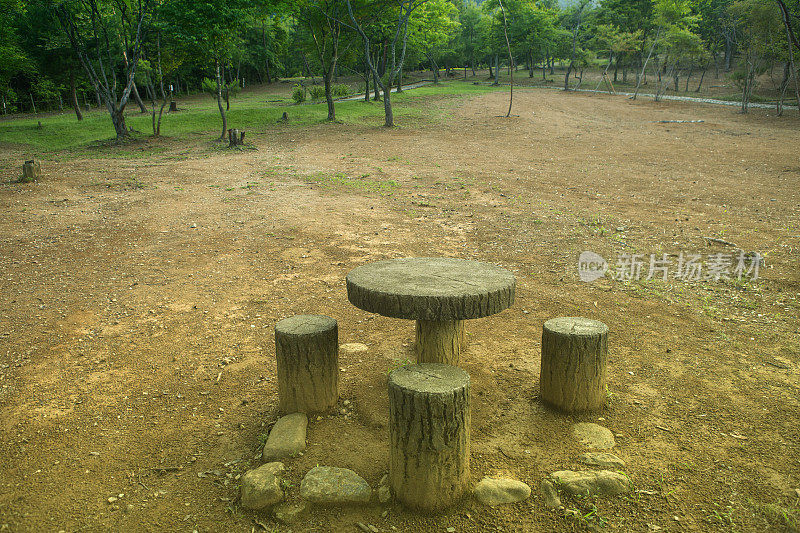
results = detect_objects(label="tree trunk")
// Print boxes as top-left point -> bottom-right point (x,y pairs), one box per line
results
382,83 -> 393,126
397,66 -> 403,92
70,71 -> 83,121
275,315 -> 339,414
373,69 -> 381,100
493,54 -> 500,85
415,320 -> 466,365
540,317 -> 608,413
365,63 -> 371,102
29,93 -> 37,114
431,56 -> 439,84
488,60 -> 494,79
215,61 -> 227,140
323,67 -> 335,121
132,82 -> 147,113
110,106 -> 128,139
388,364 -> 470,512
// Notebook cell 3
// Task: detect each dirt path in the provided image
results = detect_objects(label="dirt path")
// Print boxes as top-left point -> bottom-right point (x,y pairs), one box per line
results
0,88 -> 798,532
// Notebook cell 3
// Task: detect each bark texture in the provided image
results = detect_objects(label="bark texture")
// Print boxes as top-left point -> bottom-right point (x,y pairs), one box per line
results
415,319 -> 465,365
275,315 -> 339,414
540,317 -> 608,412
388,364 -> 470,512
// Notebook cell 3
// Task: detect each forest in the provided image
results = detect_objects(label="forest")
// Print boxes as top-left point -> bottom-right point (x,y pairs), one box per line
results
1,0 -> 799,137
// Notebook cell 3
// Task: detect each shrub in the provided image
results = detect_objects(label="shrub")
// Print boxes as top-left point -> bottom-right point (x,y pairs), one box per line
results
291,84 -> 306,104
333,84 -> 352,97
308,85 -> 326,100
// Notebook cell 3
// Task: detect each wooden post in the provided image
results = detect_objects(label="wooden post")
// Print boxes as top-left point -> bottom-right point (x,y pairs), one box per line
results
540,317 -> 609,412
388,364 -> 470,512
29,93 -> 37,115
275,315 -> 339,414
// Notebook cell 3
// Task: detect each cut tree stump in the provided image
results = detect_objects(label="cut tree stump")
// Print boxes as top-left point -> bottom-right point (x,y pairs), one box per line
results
388,363 -> 470,512
228,128 -> 245,147
540,317 -> 609,412
275,315 -> 339,414
21,160 -> 41,183
169,101 -> 177,112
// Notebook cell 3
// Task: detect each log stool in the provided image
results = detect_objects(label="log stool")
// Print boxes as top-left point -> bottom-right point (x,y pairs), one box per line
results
388,363 -> 470,512
540,317 -> 609,412
275,315 -> 338,414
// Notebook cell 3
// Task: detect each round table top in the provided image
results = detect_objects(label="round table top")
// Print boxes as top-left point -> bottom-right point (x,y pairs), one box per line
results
346,257 -> 515,321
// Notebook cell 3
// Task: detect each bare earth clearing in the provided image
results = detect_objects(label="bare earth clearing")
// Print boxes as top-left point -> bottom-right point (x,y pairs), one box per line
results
1,86 -> 799,532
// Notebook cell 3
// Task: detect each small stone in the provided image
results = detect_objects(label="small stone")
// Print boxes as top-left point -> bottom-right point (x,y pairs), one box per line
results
377,485 -> 391,503
368,525 -> 379,533
550,470 -> 631,497
107,496 -> 118,504
300,466 -> 371,505
262,413 -> 308,461
356,523 -> 370,533
577,452 -> 626,469
190,223 -> 197,228
273,501 -> 308,524
474,477 -> 531,506
446,528 -> 456,533
240,462 -> 286,510
572,423 -> 616,450
340,343 -> 369,354
343,399 -> 351,406
540,480 -> 562,509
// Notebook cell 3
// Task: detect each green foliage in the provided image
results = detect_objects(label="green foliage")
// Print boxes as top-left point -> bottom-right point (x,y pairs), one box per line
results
291,84 -> 306,103
333,84 -> 352,97
308,85 -> 326,100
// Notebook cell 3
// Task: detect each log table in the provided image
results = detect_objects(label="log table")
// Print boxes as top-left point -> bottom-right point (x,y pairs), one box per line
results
346,257 -> 515,365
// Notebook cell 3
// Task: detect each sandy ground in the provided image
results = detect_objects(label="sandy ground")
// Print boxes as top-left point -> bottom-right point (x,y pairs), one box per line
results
0,85 -> 799,532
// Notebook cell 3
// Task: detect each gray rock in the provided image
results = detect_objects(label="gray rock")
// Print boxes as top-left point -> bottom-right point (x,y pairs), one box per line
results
240,462 -> 286,509
551,470 -> 631,497
572,423 -> 616,450
473,477 -> 531,506
540,479 -> 562,508
300,466 -> 372,505
273,501 -> 308,524
262,413 -> 308,461
340,343 -> 369,354
577,452 -> 626,469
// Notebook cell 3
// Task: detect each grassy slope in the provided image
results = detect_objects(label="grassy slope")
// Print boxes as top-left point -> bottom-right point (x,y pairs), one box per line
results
0,81 -> 501,153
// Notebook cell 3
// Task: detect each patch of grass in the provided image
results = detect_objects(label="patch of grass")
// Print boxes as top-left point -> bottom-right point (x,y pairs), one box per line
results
302,171 -> 399,194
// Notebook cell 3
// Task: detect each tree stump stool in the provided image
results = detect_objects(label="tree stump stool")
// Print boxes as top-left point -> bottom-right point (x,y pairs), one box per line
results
21,160 -> 41,183
388,363 -> 470,512
275,315 -> 339,414
540,317 -> 609,412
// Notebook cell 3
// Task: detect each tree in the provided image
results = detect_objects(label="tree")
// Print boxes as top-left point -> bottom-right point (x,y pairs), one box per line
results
293,0 -> 352,121
731,0 -> 784,112
162,0 -> 249,139
408,0 -> 459,85
346,0 -> 427,127
54,0 -> 152,139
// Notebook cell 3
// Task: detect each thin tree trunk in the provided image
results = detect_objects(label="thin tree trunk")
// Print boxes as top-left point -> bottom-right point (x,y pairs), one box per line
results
132,82 -> 147,113
364,63 -> 370,102
498,0 -> 514,117
70,71 -> 83,121
695,60 -> 709,92
397,66 -> 403,92
30,93 -> 37,114
633,30 -> 659,100
777,0 -> 800,113
215,60 -> 227,139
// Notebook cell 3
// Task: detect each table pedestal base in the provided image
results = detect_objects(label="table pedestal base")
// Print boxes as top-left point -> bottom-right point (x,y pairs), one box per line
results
415,319 -> 466,365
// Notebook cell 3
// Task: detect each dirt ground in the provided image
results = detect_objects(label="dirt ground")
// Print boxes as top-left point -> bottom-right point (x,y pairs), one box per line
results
1,85 -> 799,533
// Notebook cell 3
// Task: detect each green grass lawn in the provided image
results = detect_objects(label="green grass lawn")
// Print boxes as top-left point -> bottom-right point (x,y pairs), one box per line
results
0,81 -> 501,153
